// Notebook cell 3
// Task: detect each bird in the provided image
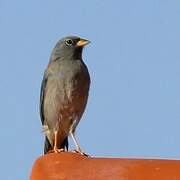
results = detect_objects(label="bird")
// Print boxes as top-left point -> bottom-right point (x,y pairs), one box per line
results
40,36 -> 90,155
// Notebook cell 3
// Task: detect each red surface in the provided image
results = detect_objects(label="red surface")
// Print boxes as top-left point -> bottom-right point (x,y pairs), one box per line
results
30,152 -> 180,180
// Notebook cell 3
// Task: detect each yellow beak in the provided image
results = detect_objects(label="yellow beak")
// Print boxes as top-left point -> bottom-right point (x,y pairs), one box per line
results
76,39 -> 90,47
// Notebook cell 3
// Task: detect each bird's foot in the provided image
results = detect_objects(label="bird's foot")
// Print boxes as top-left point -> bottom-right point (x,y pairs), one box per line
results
48,148 -> 65,154
72,149 -> 90,157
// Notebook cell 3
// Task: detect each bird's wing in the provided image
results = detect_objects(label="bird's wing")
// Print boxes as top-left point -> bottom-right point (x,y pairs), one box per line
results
39,73 -> 48,125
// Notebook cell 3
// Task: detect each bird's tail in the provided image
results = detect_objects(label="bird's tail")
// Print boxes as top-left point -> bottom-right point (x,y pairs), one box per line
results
44,136 -> 69,154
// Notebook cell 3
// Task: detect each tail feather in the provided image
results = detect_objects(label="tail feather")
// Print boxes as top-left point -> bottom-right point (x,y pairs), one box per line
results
44,136 -> 69,154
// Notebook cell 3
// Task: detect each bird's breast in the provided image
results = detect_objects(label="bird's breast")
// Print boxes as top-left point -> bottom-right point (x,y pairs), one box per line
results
43,59 -> 90,133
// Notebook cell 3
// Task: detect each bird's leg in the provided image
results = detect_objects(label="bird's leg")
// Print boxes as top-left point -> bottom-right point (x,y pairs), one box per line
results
48,131 -> 64,153
70,132 -> 89,156
70,132 -> 81,152
53,131 -> 59,152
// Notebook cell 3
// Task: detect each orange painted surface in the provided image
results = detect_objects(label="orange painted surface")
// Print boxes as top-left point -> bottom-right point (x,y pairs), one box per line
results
30,152 -> 180,180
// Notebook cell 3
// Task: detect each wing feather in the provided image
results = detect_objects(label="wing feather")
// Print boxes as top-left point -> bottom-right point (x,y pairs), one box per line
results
39,74 -> 48,125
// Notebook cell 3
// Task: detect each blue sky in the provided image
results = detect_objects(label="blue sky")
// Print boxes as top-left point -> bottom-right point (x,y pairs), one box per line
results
1,0 -> 180,179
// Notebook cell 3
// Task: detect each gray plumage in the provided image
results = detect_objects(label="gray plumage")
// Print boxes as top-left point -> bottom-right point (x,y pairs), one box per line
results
40,36 -> 90,154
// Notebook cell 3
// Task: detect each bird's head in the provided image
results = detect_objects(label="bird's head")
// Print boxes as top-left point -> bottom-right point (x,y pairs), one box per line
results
50,36 -> 90,61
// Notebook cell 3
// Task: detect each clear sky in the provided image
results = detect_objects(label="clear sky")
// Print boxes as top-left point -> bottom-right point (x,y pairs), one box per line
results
1,0 -> 180,179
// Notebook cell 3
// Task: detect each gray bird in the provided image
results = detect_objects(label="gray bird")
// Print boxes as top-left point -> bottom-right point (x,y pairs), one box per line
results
40,36 -> 90,154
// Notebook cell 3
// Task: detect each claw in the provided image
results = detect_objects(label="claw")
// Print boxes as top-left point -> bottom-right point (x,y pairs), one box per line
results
72,149 -> 90,157
48,148 -> 65,154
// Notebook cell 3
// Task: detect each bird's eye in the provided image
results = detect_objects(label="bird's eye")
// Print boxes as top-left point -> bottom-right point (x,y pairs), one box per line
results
65,39 -> 73,46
